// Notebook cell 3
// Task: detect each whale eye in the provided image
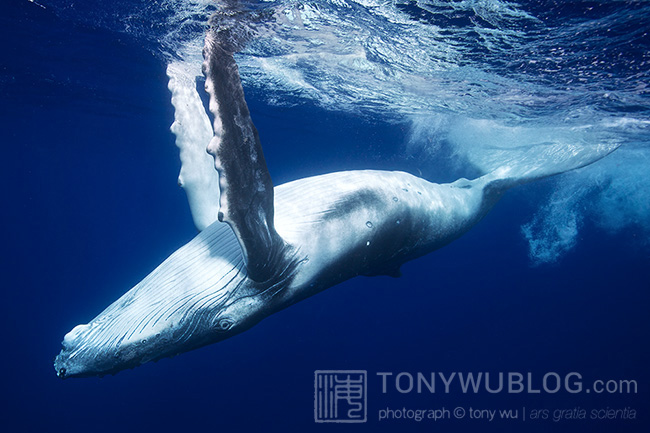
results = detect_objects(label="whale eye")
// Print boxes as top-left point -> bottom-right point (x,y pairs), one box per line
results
217,318 -> 234,332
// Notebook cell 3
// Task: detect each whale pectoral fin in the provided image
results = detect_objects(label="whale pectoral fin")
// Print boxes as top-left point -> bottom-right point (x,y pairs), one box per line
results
167,61 -> 221,231
201,22 -> 287,282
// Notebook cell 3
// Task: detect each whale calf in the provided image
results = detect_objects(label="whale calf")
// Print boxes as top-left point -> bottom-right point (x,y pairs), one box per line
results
54,11 -> 617,378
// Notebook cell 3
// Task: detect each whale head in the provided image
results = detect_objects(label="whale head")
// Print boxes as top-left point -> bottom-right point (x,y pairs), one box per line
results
53,222 -> 285,378
53,284 -> 269,378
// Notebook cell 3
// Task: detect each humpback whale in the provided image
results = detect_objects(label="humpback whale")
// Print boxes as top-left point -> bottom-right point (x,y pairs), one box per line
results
54,11 -> 617,378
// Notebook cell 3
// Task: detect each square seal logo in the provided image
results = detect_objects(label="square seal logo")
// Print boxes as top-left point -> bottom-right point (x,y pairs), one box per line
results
314,370 -> 367,423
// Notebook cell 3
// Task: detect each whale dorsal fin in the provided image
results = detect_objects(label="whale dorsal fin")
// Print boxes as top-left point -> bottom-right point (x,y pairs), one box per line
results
201,21 -> 287,283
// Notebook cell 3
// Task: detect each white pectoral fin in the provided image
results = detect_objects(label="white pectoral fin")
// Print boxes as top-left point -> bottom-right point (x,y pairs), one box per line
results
167,61 -> 221,231
202,21 -> 293,282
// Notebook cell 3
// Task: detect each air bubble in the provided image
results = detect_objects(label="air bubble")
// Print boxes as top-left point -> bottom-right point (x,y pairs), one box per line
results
366,241 -> 371,246
366,221 -> 373,228
392,197 -> 398,202
396,220 -> 401,225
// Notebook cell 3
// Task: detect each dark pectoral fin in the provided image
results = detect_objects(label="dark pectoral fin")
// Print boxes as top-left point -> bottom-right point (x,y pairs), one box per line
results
202,21 -> 287,282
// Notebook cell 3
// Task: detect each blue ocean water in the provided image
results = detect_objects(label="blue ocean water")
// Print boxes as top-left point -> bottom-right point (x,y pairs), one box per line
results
1,0 -> 648,432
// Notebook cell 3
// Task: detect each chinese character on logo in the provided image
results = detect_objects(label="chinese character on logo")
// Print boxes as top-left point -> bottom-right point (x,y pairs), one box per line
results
314,370 -> 367,423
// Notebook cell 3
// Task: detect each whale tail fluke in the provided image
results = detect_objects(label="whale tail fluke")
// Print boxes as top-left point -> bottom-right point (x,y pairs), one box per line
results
477,141 -> 619,196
